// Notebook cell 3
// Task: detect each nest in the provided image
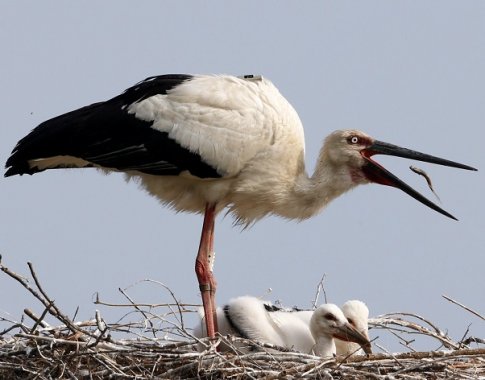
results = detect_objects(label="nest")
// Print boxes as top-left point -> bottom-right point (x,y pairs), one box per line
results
1,261 -> 484,379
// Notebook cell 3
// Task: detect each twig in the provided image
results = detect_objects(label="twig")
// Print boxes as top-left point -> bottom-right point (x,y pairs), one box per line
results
26,262 -> 98,340
0,320 -> 29,336
26,305 -> 52,333
442,294 -> 485,321
137,279 -> 187,330
1,261 -> 98,341
94,293 -> 199,309
370,313 -> 459,350
461,336 -> 485,346
311,274 -> 327,309
458,324 -> 472,349
86,310 -> 110,348
375,343 -> 406,368
118,287 -> 157,338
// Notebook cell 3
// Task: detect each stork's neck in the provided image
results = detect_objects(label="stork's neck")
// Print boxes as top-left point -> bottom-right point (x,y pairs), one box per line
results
313,335 -> 336,358
228,147 -> 359,224
285,153 -> 357,220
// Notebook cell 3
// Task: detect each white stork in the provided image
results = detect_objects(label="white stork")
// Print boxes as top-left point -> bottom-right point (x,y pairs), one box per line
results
5,74 -> 476,338
194,296 -> 371,357
335,300 -> 370,357
310,303 -> 372,357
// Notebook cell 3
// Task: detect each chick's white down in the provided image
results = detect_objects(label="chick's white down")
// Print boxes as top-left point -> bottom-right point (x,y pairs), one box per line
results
195,296 -> 370,358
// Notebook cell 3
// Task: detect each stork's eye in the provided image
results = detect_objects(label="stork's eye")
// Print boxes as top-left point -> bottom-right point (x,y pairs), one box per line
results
324,313 -> 337,321
347,317 -> 355,326
348,136 -> 360,144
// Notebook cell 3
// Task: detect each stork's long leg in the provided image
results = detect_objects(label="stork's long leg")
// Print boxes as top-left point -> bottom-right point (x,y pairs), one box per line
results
195,203 -> 217,338
206,220 -> 219,334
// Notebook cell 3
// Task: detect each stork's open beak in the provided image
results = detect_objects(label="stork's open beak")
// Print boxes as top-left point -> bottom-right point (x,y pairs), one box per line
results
361,140 -> 477,221
333,323 -> 372,355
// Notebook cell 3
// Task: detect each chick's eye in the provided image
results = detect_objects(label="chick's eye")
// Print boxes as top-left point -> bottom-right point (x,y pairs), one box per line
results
348,136 -> 360,144
324,313 -> 337,321
347,318 -> 355,326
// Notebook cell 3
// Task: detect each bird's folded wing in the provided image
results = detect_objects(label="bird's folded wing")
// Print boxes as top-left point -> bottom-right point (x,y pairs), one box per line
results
6,75 -> 281,179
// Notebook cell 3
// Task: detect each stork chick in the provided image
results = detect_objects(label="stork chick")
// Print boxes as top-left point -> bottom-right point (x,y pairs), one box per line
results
335,300 -> 370,357
195,296 -> 371,358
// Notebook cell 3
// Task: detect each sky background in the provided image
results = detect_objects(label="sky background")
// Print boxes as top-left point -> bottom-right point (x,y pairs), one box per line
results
1,1 -> 483,352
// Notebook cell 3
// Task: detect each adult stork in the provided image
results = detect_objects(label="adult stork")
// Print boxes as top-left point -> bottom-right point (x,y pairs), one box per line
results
5,74 -> 476,338
195,296 -> 371,357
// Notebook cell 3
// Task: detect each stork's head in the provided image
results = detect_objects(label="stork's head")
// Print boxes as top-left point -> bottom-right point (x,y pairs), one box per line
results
323,130 -> 477,220
341,300 -> 369,339
310,304 -> 371,354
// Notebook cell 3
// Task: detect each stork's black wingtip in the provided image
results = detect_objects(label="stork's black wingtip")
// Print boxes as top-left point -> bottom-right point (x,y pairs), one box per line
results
4,166 -> 26,177
4,155 -> 33,177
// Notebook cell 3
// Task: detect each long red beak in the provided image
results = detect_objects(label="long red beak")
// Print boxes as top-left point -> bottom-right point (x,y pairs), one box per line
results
361,140 -> 477,221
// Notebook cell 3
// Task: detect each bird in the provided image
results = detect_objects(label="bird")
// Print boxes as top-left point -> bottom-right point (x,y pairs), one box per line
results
310,303 -> 372,358
4,74 -> 477,339
194,295 -> 372,357
335,300 -> 369,357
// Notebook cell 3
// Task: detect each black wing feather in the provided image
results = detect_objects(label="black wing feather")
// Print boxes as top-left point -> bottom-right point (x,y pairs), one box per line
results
5,74 -> 221,179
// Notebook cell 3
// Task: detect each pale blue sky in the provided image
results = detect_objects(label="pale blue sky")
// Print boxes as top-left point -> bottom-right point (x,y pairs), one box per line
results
1,1 -> 483,351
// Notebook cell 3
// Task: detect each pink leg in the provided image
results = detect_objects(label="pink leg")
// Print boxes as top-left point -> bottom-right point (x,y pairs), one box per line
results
206,220 -> 219,334
195,203 -> 217,338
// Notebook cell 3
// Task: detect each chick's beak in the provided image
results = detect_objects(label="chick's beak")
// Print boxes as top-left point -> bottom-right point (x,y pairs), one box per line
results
333,323 -> 372,355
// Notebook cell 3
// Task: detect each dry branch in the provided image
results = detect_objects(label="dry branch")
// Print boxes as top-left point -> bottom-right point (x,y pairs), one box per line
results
442,294 -> 485,321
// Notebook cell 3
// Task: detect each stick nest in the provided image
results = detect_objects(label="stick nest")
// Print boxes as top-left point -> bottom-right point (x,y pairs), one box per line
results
1,261 -> 484,379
